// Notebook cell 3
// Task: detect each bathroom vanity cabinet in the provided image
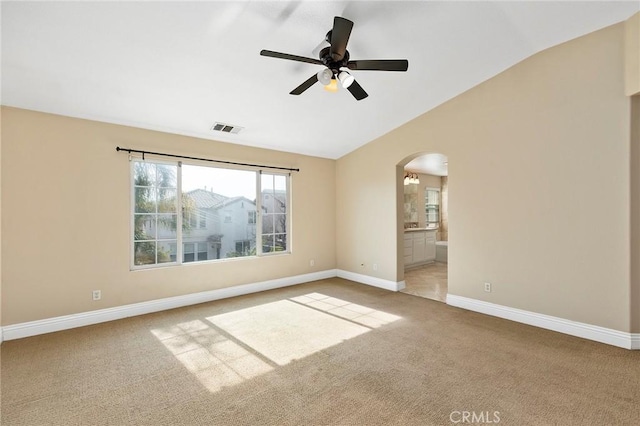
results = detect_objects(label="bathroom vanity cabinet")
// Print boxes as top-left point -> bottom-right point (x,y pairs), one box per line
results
404,229 -> 436,267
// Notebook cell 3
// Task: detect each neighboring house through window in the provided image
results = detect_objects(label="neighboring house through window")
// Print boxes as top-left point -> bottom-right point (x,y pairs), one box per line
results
131,160 -> 290,269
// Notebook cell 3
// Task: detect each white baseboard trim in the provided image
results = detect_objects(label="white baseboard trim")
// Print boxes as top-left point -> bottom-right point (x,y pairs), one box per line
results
336,269 -> 404,292
631,334 -> 640,350
447,294 -> 638,350
1,269 -> 337,341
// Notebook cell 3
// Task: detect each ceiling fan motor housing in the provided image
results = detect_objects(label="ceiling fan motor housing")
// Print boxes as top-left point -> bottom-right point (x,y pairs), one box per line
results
319,46 -> 349,75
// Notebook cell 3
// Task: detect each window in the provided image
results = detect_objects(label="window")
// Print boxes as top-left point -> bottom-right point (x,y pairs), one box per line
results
131,160 -> 290,268
183,242 -> 208,262
133,162 -> 178,265
185,210 -> 207,229
235,240 -> 252,255
425,188 -> 440,228
261,173 -> 288,253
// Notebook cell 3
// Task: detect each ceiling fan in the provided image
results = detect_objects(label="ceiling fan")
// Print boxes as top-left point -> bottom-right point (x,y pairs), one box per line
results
260,16 -> 408,101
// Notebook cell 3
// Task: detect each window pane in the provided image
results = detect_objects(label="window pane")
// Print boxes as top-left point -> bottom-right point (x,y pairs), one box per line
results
134,163 -> 156,186
157,214 -> 177,239
134,241 -> 156,265
275,234 -> 287,252
260,173 -> 289,255
274,174 -> 286,190
134,187 -> 156,213
261,174 -> 274,191
157,241 -> 175,264
132,160 -> 178,268
181,164 -> 257,262
197,243 -> 208,261
157,189 -> 177,213
134,214 -> 155,241
273,213 -> 286,234
156,164 -> 177,188
261,234 -> 274,253
262,213 -> 275,234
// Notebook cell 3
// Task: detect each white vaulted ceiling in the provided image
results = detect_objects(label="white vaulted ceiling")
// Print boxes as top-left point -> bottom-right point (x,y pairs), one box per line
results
2,1 -> 638,159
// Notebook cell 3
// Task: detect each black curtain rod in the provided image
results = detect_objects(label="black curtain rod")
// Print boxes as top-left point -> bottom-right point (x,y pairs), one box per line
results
116,147 -> 300,172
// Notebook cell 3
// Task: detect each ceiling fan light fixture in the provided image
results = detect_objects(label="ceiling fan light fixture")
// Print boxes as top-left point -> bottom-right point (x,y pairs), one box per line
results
317,68 -> 332,86
260,16 -> 408,100
338,70 -> 354,88
324,77 -> 339,93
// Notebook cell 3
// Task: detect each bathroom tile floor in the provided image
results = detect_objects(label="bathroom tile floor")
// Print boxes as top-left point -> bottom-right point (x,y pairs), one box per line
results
401,262 -> 448,302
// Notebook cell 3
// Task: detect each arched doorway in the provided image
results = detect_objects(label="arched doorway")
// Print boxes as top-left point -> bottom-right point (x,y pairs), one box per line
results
398,153 -> 448,302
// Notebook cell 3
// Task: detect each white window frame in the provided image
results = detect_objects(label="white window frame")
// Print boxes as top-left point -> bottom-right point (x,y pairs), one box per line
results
130,158 -> 291,270
130,159 -> 182,270
256,171 -> 291,256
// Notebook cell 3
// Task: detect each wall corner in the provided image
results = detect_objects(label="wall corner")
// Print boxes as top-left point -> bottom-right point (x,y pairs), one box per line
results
630,95 -> 640,333
624,13 -> 640,96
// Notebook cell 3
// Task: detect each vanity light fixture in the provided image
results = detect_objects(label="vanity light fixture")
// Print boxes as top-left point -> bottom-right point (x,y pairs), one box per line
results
403,172 -> 420,185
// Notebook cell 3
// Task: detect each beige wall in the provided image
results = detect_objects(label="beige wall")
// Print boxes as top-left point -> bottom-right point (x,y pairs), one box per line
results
625,13 -> 640,96
337,24 -> 632,331
631,95 -> 640,333
0,107 -> 336,325
0,105 -> 3,337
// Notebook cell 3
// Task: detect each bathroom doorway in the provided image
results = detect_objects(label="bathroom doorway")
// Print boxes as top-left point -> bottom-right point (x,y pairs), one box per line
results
399,153 -> 448,302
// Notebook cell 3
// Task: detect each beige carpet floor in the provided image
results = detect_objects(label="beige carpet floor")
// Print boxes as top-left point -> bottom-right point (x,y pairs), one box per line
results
2,277 -> 639,425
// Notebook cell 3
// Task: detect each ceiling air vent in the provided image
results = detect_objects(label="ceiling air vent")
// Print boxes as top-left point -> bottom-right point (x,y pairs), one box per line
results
211,122 -> 243,134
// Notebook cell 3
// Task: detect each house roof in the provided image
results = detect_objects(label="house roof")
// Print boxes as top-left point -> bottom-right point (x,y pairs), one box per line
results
183,189 -> 228,209
212,196 -> 257,211
184,189 -> 256,211
1,2 -> 638,159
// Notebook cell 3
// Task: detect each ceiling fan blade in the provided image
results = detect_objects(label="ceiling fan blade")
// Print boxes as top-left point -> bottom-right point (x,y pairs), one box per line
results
290,74 -> 319,95
330,17 -> 354,61
260,50 -> 323,66
347,59 -> 409,72
347,80 -> 368,101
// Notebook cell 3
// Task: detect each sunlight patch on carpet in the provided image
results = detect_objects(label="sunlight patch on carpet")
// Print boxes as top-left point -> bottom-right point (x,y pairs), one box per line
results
290,293 -> 402,328
151,295 -> 401,392
150,319 -> 273,392
207,296 -> 400,366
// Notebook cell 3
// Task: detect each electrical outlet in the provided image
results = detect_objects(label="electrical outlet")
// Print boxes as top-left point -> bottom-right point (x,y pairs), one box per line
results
484,282 -> 492,293
373,263 -> 378,271
309,259 -> 315,267
92,290 -> 101,301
